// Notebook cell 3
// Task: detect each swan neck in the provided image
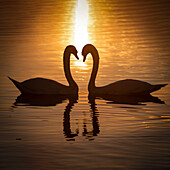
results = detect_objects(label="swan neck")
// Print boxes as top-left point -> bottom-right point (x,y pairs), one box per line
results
89,48 -> 99,90
63,50 -> 77,88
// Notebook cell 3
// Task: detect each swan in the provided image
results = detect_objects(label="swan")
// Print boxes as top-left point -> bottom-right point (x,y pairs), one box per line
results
8,45 -> 79,95
82,44 -> 167,96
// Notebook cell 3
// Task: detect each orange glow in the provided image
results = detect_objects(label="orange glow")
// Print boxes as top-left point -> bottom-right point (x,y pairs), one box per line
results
74,0 -> 89,66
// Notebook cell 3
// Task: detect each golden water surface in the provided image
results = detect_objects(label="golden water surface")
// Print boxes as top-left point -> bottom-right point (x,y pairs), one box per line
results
0,0 -> 170,169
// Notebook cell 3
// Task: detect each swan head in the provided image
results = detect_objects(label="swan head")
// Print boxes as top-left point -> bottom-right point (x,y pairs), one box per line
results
82,44 -> 96,62
65,45 -> 79,60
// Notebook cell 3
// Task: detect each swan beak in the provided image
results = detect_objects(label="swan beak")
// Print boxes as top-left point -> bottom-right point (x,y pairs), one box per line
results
83,56 -> 86,62
75,53 -> 79,60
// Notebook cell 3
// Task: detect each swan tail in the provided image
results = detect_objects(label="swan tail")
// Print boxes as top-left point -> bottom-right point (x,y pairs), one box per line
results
8,77 -> 23,93
151,84 -> 168,93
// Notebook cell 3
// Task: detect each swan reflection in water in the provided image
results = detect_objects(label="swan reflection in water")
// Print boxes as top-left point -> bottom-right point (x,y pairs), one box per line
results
63,95 -> 79,141
14,93 -> 100,141
14,94 -> 79,141
82,96 -> 100,140
63,95 -> 100,141
12,87 -> 166,141
66,93 -> 166,141
13,92 -> 165,141
89,94 -> 165,105
14,93 -> 78,106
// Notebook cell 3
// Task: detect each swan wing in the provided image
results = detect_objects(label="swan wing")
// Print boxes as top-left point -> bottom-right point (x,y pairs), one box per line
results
99,79 -> 160,95
20,78 -> 71,94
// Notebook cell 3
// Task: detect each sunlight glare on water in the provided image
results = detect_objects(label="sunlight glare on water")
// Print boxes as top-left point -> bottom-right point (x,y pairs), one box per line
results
74,0 -> 89,67
0,0 -> 170,169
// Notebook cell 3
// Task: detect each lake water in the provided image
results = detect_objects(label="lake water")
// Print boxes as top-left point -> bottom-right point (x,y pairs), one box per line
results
0,0 -> 170,169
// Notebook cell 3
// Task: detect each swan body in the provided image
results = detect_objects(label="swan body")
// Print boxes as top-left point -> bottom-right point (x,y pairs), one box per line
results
82,44 -> 167,96
89,79 -> 167,95
8,77 -> 77,95
9,45 -> 79,95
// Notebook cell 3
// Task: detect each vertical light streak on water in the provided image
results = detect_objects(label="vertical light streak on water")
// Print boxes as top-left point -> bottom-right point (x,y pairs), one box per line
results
74,0 -> 89,66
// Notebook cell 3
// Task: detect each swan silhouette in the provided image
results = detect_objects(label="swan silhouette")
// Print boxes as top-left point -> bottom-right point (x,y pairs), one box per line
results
8,45 -> 79,95
82,44 -> 167,96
